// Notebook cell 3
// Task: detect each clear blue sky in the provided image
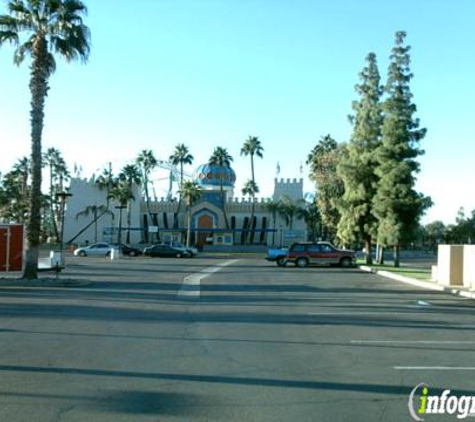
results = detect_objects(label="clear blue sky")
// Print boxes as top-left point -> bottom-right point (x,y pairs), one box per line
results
1,0 -> 474,224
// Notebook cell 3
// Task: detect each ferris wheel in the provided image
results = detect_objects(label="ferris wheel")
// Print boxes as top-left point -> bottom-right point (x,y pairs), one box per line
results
151,160 -> 192,200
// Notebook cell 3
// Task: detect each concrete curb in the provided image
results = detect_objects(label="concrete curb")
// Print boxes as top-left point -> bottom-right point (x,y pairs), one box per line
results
359,265 -> 475,300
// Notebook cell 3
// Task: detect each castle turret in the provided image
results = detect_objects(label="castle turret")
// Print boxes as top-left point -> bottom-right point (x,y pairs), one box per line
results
272,178 -> 303,201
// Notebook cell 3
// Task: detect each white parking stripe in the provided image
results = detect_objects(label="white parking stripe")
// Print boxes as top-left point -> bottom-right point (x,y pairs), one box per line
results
352,340 -> 475,344
178,259 -> 240,298
394,367 -> 475,371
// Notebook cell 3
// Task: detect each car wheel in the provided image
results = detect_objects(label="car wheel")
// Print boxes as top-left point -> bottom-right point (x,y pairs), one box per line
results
78,251 -> 87,257
175,253 -> 182,258
295,257 -> 308,268
106,251 -> 111,257
276,257 -> 287,267
340,257 -> 352,268
129,250 -> 136,257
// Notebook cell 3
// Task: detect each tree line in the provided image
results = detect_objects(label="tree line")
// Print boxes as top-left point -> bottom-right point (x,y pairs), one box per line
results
306,32 -> 432,266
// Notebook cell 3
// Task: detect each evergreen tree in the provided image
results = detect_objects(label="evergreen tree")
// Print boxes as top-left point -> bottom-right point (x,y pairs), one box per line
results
373,31 -> 431,267
337,52 -> 383,264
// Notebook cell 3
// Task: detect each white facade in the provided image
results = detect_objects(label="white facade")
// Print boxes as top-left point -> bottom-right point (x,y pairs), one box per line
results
64,175 -> 306,247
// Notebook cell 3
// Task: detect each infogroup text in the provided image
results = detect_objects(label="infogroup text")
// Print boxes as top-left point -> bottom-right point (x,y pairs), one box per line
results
408,383 -> 475,420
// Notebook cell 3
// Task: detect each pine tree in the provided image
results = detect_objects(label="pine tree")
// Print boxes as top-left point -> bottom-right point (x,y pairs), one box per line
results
337,52 -> 383,264
373,31 -> 431,267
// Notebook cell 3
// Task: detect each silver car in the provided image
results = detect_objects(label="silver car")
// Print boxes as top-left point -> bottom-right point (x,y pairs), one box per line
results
73,242 -> 113,257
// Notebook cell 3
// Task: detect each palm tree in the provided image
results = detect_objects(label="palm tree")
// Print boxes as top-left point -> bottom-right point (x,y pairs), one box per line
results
0,0 -> 90,279
209,146 -> 233,229
108,180 -> 135,247
75,204 -> 113,243
241,136 -> 264,186
278,196 -> 305,231
179,181 -> 202,247
266,199 -> 280,245
169,144 -> 194,227
297,200 -> 321,243
119,164 -> 141,243
43,147 -> 69,242
241,136 -> 264,242
136,150 -> 158,240
242,179 -> 259,243
12,157 -> 30,197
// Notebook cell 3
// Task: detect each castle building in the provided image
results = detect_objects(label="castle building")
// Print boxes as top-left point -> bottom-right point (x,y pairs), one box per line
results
63,163 -> 306,248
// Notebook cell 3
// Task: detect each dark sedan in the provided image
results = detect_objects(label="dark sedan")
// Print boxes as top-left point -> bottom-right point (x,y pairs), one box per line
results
112,244 -> 142,256
143,244 -> 191,258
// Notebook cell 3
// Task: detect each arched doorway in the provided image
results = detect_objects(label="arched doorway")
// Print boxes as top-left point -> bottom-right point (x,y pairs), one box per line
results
197,214 -> 213,246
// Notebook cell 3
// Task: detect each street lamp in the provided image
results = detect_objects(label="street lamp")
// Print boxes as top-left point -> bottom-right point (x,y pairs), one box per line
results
115,205 -> 127,252
56,191 -> 73,267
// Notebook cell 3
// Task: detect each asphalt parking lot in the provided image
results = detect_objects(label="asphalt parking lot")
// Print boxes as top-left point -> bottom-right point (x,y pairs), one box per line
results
0,255 -> 474,421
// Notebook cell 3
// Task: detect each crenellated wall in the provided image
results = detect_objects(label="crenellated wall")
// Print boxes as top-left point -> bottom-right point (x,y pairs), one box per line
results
273,178 -> 304,201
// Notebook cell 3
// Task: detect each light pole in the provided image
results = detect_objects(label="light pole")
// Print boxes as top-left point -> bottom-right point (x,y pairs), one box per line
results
56,191 -> 72,267
115,205 -> 127,252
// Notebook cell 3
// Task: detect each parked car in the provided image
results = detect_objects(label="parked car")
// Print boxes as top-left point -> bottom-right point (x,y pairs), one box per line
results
111,243 -> 142,256
73,242 -> 113,257
265,246 -> 289,267
266,242 -> 356,268
161,241 -> 198,257
143,244 -> 192,258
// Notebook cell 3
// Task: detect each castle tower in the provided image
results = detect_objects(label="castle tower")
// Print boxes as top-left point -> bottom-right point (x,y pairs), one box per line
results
272,178 -> 304,201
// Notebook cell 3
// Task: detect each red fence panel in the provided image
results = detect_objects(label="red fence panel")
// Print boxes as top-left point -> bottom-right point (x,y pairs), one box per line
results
0,225 -> 24,272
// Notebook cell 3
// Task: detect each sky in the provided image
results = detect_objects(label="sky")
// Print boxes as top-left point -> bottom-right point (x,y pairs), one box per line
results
1,0 -> 474,224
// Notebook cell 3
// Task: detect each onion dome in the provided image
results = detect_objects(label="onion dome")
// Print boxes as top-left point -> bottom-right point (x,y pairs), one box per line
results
192,163 -> 236,189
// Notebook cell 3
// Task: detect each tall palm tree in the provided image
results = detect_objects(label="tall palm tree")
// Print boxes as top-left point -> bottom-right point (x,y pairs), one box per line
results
169,144 -> 193,227
240,136 -> 264,241
179,181 -> 202,247
240,136 -> 264,186
169,143 -> 194,190
136,150 -> 158,239
119,164 -> 141,243
43,147 -> 69,242
0,0 -> 90,279
266,199 -> 280,245
242,179 -> 259,244
108,180 -> 135,246
209,146 -> 233,229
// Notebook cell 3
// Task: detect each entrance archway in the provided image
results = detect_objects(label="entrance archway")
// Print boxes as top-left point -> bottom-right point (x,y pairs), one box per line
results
197,214 -> 213,246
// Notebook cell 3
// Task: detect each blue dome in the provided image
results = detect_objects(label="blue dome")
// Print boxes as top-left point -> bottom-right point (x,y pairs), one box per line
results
192,163 -> 236,188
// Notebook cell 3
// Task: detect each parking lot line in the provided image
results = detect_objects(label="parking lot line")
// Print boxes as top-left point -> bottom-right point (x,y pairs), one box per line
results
394,367 -> 475,371
178,259 -> 240,299
352,340 -> 475,344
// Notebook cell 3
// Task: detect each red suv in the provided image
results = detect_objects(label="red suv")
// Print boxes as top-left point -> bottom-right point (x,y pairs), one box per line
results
284,242 -> 355,268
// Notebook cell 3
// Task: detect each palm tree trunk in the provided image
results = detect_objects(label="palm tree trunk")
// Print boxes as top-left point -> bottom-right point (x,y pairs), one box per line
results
49,165 -> 59,241
23,36 -> 49,280
186,207 -> 192,247
220,182 -> 229,229
93,207 -> 98,243
126,201 -> 132,244
174,163 -> 184,228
